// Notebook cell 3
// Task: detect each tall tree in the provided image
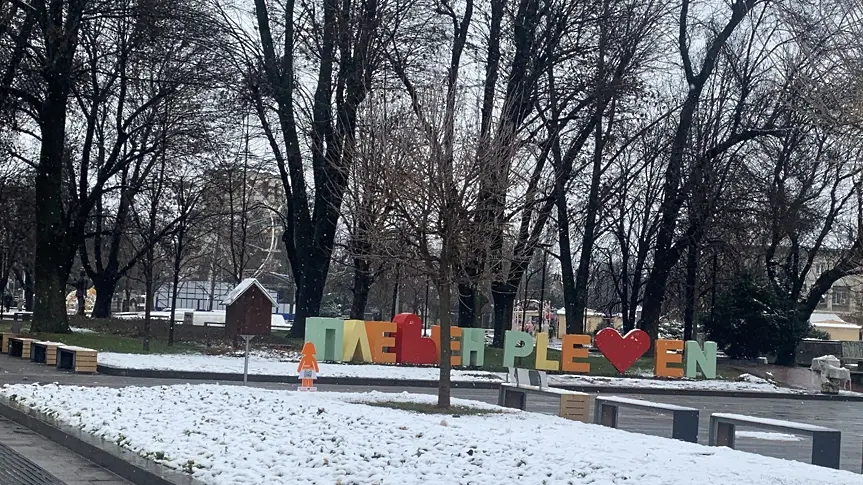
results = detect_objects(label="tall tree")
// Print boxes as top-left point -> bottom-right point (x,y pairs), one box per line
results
639,0 -> 764,341
221,0 -> 384,337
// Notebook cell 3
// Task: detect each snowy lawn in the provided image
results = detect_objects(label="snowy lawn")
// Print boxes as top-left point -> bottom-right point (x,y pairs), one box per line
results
98,352 -> 505,382
97,352 -> 831,393
2,383 -> 860,485
545,373 -> 807,393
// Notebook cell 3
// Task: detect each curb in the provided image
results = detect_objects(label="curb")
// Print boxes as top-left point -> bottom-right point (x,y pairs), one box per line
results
0,394 -> 207,485
96,364 -> 863,401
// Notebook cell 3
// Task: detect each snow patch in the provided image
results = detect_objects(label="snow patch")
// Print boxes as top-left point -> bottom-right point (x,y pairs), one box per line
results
2,383 -> 859,485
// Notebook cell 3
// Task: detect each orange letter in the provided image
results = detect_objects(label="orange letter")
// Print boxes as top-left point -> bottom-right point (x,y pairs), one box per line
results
655,339 -> 684,378
430,326 -> 462,366
365,321 -> 397,363
561,334 -> 591,373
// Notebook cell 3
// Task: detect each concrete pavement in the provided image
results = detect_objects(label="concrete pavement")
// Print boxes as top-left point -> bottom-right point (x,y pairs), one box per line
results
0,416 -> 131,485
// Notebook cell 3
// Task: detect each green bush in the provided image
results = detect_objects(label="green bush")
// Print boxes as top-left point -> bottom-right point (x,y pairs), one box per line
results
702,272 -> 790,359
804,326 -> 832,341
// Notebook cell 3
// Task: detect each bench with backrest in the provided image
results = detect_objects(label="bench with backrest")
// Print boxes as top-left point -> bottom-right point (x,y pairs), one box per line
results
594,396 -> 700,443
840,341 -> 863,369
30,341 -> 64,365
709,413 -> 841,469
56,345 -> 98,373
498,368 -> 590,422
8,337 -> 35,359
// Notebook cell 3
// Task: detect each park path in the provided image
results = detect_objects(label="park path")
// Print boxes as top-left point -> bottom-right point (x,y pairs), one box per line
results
0,415 -> 131,485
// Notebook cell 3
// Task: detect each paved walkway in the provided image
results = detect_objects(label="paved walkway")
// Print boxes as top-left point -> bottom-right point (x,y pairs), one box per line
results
0,416 -> 131,484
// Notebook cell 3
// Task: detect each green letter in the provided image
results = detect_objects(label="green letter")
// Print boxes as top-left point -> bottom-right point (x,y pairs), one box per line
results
685,340 -> 717,379
503,331 -> 534,368
460,328 -> 486,367
306,317 -> 345,362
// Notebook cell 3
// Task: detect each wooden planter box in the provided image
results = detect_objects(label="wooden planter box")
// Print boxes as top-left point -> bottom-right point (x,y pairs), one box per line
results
8,338 -> 34,359
0,333 -> 17,354
31,341 -> 63,366
56,345 -> 98,374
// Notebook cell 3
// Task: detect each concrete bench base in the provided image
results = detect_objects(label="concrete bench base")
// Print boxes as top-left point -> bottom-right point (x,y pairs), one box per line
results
709,412 -> 841,469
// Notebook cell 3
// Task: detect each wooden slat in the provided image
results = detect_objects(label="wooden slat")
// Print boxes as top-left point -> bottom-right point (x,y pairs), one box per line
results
559,394 -> 590,423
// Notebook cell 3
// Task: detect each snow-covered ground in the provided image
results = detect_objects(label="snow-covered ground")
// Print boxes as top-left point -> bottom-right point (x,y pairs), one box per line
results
97,352 -> 832,394
546,373 -> 808,393
98,352 -> 505,382
1,384 -> 858,485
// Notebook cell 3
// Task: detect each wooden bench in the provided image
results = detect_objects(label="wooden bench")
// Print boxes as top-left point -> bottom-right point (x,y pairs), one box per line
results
498,368 -> 590,422
30,341 -> 64,365
56,345 -> 98,373
594,396 -> 700,443
0,332 -> 17,354
1,320 -> 24,354
709,413 -> 841,468
8,337 -> 35,359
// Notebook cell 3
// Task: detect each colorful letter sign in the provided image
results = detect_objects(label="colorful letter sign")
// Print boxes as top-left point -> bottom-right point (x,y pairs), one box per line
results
302,312 -> 719,382
392,313 -> 437,365
654,339 -> 684,378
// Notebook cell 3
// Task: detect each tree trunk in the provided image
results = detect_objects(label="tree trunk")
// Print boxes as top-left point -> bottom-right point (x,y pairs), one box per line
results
557,193 -> 580,334
457,283 -> 478,328
682,235 -> 699,342
33,116 -> 72,333
290,261 -> 327,338
91,278 -> 117,318
32,29 -> 77,335
349,257 -> 371,320
143,272 -> 153,351
491,281 -> 517,347
437,273 -> 452,408
390,263 -> 400,319
23,270 -> 33,312
168,251 -> 182,345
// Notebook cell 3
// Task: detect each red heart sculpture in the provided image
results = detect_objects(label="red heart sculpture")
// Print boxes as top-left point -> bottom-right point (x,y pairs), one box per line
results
594,328 -> 651,373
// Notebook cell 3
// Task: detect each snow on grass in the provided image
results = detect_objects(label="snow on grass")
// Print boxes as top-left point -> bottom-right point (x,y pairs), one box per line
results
70,327 -> 97,334
736,431 -> 803,442
2,383 -> 859,485
96,352 -> 837,393
98,352 -> 505,381
546,374 -> 803,393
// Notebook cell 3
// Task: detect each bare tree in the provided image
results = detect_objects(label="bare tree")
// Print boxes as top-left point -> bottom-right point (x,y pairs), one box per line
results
384,0 -> 475,407
218,0 -> 385,338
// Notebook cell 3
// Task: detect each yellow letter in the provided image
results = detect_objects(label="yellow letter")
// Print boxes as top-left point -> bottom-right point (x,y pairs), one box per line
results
342,320 -> 373,362
534,333 -> 559,371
